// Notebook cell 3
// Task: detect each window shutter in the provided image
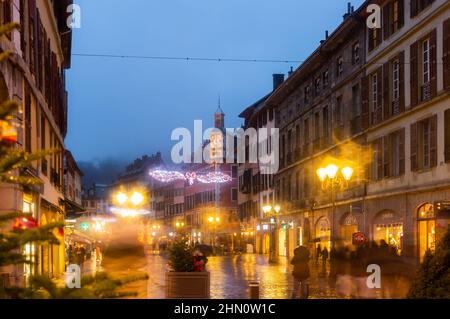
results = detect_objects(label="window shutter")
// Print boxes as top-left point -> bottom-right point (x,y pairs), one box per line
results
383,62 -> 390,120
20,0 -> 27,62
411,0 -> 418,18
376,67 -> 383,123
377,138 -> 383,179
34,9 -> 41,86
383,136 -> 390,177
383,3 -> 391,40
410,41 -> 419,107
430,29 -> 437,98
399,51 -> 405,112
430,114 -> 438,168
399,128 -> 405,175
398,0 -> 405,28
443,19 -> 450,90
368,29 -> 374,52
29,0 -> 36,75
411,122 -> 418,171
376,25 -> 382,47
361,76 -> 369,129
445,109 -> 450,162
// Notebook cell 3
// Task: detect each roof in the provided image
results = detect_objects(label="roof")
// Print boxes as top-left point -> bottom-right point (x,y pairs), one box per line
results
65,150 -> 84,176
266,0 -> 374,106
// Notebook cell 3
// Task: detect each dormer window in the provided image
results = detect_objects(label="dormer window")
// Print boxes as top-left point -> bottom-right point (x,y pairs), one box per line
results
323,70 -> 329,87
337,57 -> 344,77
352,43 -> 360,64
304,85 -> 311,104
315,78 -> 321,95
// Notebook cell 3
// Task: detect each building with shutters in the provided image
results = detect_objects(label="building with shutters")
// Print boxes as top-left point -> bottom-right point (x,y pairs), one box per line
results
364,0 -> 450,261
238,74 -> 283,254
0,0 -> 72,284
259,0 -> 450,261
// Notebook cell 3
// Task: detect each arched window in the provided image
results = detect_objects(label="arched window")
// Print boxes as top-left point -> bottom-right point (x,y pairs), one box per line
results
418,203 -> 436,260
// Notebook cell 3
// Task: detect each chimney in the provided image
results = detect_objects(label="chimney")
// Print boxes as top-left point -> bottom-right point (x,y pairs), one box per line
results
343,2 -> 352,20
273,74 -> 285,91
326,30 -> 329,39
288,67 -> 294,77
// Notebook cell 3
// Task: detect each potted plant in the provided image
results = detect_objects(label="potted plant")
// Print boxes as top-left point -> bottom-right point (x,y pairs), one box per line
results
165,237 -> 210,299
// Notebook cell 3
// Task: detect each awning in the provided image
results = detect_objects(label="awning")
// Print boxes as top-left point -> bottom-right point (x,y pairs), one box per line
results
64,198 -> 85,215
66,230 -> 95,245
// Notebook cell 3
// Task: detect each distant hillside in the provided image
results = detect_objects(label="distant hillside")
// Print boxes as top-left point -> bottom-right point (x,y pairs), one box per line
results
78,158 -> 128,189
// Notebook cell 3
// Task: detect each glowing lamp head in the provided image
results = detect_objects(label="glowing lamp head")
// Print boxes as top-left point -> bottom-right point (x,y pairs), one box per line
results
176,222 -> 180,228
116,193 -> 128,205
341,167 -> 354,181
131,192 -> 144,206
263,205 -> 272,214
274,205 -> 281,214
325,164 -> 339,179
317,168 -> 327,182
208,217 -> 214,223
215,217 -> 220,223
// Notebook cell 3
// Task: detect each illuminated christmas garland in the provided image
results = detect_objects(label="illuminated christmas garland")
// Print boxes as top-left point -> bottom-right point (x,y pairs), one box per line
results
149,169 -> 232,185
196,172 -> 232,184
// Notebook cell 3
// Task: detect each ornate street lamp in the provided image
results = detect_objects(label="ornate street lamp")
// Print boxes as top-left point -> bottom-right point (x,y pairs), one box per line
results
208,216 -> 220,253
263,205 -> 281,264
316,164 -> 354,248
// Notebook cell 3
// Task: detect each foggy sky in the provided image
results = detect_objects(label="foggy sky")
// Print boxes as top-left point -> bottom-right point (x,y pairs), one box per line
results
65,0 -> 365,165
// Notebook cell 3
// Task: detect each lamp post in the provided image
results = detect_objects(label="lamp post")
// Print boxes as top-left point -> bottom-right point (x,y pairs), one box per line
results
263,205 -> 281,264
208,216 -> 220,254
316,164 -> 354,248
113,190 -> 145,218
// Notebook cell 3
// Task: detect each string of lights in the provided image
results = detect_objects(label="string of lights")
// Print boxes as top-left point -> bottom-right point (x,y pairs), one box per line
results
72,53 -> 446,66
72,53 -> 301,64
149,169 -> 232,185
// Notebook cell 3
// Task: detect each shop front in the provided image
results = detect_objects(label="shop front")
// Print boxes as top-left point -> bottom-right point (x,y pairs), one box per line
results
339,213 -> 359,247
315,217 -> 331,251
418,202 -> 450,261
40,200 -> 65,278
373,210 -> 403,255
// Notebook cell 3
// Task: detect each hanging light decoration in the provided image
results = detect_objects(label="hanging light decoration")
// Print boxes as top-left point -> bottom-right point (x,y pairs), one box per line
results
148,170 -> 185,183
185,172 -> 197,186
149,169 -> 232,185
196,172 -> 232,184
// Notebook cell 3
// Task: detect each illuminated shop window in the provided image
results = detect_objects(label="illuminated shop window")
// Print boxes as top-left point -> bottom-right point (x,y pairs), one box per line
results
418,203 -> 436,261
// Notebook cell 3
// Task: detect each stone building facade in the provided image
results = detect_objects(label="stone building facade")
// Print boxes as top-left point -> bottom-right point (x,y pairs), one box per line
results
0,0 -> 72,282
261,0 -> 450,262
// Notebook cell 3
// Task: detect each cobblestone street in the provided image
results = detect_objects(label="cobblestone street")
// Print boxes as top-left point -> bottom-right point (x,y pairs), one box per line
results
94,247 -> 412,299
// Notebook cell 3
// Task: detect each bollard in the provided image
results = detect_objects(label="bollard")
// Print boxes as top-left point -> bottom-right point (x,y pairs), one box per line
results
249,281 -> 260,299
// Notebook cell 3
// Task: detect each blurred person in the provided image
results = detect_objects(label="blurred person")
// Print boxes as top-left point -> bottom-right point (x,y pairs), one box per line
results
291,246 -> 310,299
316,244 -> 322,265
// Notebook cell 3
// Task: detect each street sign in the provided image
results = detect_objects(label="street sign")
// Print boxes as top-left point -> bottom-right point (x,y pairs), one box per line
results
352,232 -> 366,246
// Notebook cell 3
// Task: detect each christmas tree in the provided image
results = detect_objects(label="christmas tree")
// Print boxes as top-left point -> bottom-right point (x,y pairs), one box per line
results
408,225 -> 450,299
1,22 -> 148,299
0,22 -> 63,299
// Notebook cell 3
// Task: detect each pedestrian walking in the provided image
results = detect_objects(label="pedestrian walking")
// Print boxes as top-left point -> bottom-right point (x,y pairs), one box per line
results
315,244 -> 322,265
291,246 -> 310,299
321,247 -> 329,274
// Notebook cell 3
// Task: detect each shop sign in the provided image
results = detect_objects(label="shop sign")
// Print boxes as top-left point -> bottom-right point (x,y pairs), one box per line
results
352,232 -> 366,246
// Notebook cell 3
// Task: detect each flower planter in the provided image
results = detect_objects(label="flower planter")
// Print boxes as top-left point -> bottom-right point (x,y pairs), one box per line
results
165,271 -> 210,299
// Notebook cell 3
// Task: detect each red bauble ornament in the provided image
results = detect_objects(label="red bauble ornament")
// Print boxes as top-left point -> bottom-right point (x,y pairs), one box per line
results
13,216 -> 39,231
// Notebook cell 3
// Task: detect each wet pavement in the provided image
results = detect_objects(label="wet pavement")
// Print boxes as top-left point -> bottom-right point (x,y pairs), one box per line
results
92,249 -> 412,299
